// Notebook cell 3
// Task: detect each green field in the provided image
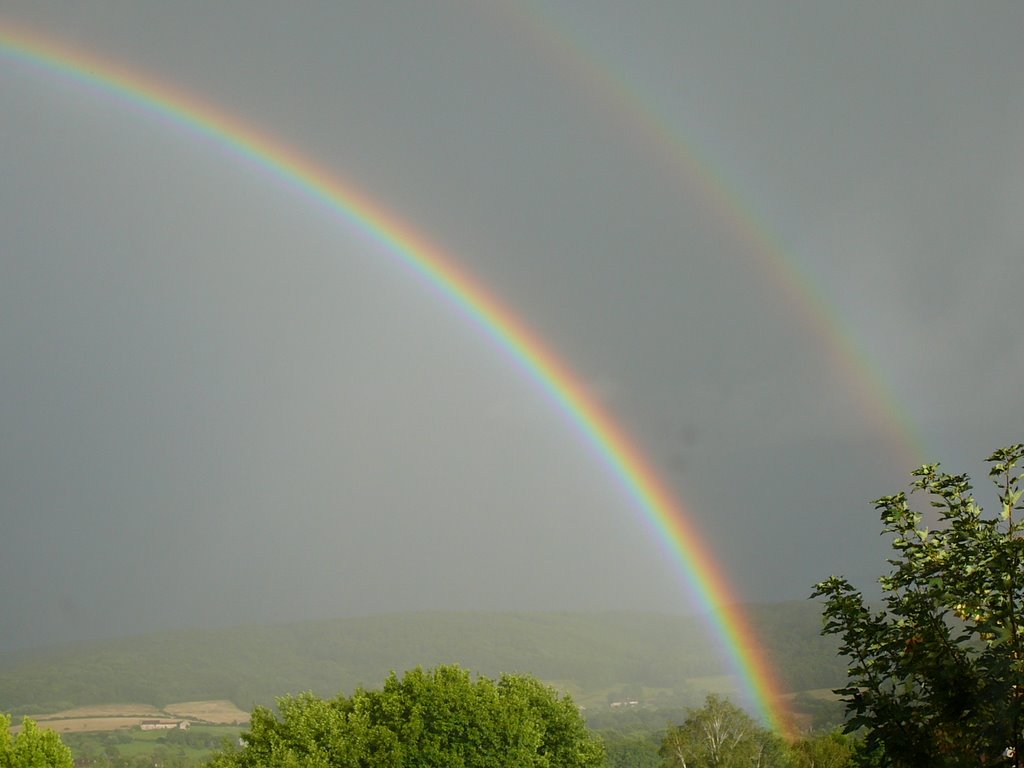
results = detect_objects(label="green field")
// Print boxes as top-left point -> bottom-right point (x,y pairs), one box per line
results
60,724 -> 242,767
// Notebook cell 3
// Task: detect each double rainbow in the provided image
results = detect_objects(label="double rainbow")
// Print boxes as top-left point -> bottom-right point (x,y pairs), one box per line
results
0,20 -> 793,734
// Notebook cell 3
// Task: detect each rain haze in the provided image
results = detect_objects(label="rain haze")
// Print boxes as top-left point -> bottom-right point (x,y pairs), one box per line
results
1,2 -> 1023,651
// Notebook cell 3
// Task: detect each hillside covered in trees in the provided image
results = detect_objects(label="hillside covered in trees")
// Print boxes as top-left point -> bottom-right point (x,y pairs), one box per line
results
0,603 -> 843,717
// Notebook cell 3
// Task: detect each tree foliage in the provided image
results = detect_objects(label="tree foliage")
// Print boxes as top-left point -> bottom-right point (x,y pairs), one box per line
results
204,664 -> 603,768
0,714 -> 73,768
602,732 -> 662,768
658,694 -> 790,768
813,444 -> 1024,766
789,730 -> 854,768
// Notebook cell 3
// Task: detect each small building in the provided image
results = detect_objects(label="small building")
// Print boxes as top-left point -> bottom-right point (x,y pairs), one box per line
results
140,719 -> 189,731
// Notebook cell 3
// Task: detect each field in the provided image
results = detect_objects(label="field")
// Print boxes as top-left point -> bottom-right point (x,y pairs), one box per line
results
6,700 -> 249,766
21,700 -> 249,733
58,723 -> 245,766
162,700 -> 250,724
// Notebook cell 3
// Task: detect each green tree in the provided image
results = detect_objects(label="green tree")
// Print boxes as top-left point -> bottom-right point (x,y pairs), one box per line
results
789,731 -> 853,768
658,694 -> 790,767
0,714 -> 74,768
813,444 -> 1024,766
602,732 -> 662,768
204,664 -> 603,767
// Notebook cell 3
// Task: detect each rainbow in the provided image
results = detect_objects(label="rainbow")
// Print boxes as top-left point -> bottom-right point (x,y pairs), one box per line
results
0,20 -> 794,735
505,2 -> 926,468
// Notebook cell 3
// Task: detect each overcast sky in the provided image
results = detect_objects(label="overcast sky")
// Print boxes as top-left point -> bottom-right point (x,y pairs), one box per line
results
1,2 -> 1023,651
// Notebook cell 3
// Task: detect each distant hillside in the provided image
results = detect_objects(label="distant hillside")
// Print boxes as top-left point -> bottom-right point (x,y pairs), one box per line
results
0,603 -> 844,717
743,599 -> 847,693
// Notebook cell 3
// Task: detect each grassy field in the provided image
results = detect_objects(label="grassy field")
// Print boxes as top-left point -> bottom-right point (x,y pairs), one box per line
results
60,722 -> 243,766
162,700 -> 249,724
17,699 -> 249,733
11,703 -> 250,767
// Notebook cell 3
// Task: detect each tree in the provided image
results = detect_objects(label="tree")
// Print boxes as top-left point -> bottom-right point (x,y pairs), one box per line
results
658,694 -> 790,768
603,732 -> 662,768
813,444 -> 1024,766
0,714 -> 74,768
789,730 -> 854,768
204,664 -> 604,767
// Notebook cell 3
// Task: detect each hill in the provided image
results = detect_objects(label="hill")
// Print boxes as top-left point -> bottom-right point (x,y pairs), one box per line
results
0,602 -> 844,718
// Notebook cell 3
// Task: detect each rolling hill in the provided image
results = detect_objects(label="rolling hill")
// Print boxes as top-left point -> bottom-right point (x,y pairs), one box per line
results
0,602 -> 845,720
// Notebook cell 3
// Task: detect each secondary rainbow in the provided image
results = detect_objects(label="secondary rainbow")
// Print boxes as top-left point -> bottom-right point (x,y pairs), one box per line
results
0,20 -> 794,735
507,2 -> 926,469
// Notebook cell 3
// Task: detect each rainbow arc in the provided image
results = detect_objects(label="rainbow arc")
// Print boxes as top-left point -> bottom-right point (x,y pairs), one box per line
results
0,19 -> 794,735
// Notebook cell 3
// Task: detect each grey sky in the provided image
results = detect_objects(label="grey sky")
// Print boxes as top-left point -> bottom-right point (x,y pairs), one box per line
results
1,2 -> 1022,650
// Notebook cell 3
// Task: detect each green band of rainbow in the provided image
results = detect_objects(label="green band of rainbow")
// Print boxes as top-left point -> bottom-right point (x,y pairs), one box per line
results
0,20 -> 793,735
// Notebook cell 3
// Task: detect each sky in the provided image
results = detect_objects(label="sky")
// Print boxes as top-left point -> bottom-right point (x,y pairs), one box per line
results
1,1 -> 1023,652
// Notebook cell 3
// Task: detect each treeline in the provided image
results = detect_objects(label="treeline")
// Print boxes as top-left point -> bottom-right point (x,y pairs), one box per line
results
0,604 -> 846,716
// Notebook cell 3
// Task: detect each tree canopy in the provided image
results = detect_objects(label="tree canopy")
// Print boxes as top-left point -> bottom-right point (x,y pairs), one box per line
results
0,714 -> 73,768
204,664 -> 604,768
814,444 -> 1024,766
658,694 -> 790,768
